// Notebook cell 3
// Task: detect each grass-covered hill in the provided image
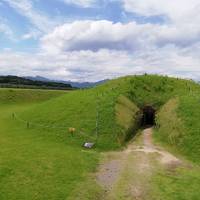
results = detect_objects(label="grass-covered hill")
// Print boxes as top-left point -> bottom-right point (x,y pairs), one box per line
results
18,75 -> 200,153
1,75 -> 200,199
9,75 -> 199,151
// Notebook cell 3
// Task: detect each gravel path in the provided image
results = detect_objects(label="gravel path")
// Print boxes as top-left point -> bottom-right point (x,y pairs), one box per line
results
96,128 -> 182,199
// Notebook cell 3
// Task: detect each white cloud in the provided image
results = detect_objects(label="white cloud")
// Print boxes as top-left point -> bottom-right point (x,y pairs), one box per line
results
122,1 -> 200,50
0,22 -> 11,35
1,1 -> 200,81
41,20 -> 155,53
1,17 -> 199,82
40,19 -> 200,54
1,44 -> 200,81
2,0 -> 56,33
0,19 -> 15,41
123,0 -> 200,24
62,0 -> 96,8
22,29 -> 41,40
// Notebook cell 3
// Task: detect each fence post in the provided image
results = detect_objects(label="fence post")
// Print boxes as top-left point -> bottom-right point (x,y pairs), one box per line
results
95,96 -> 99,141
95,93 -> 102,142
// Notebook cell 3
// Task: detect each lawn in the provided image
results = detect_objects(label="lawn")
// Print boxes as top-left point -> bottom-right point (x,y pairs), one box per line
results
0,89 -> 100,200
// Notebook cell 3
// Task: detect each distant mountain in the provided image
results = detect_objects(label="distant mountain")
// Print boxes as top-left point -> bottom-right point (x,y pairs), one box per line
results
0,76 -> 73,90
25,76 -> 50,82
59,79 -> 108,88
24,76 -> 108,88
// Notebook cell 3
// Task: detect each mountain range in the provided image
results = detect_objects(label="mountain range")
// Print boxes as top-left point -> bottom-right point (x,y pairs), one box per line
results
24,76 -> 108,88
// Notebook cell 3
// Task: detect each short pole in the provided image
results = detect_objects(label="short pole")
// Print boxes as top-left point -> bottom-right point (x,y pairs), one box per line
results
27,122 -> 30,129
95,95 -> 100,142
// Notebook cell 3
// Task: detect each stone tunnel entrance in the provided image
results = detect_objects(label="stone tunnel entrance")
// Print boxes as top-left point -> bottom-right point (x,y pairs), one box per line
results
141,106 -> 156,127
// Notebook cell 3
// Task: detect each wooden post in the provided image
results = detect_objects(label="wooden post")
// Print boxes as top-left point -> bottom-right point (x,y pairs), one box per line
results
95,95 -> 100,142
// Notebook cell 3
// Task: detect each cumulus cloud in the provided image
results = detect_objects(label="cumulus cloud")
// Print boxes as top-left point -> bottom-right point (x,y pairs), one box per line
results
123,0 -> 200,45
0,50 -> 135,81
124,1 -> 200,36
1,43 -> 200,81
41,19 -> 200,54
41,20 -> 157,53
1,17 -> 200,81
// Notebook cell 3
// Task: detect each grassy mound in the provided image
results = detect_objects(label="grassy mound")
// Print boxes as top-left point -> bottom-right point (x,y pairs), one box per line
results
17,75 -> 200,150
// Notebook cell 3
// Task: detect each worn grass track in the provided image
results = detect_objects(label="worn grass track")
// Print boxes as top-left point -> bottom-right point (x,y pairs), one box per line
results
96,129 -> 200,200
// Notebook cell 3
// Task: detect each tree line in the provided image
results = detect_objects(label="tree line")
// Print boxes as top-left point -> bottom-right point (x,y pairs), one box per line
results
0,76 -> 73,90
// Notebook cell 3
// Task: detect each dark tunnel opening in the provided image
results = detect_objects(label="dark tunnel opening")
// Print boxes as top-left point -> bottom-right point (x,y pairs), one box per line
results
125,105 -> 156,142
141,106 -> 156,128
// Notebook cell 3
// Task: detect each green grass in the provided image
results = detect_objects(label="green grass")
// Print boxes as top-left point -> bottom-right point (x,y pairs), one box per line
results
155,98 -> 184,145
1,75 -> 200,199
115,95 -> 139,142
155,93 -> 200,164
154,89 -> 200,200
177,95 -> 200,162
0,88 -> 67,105
150,164 -> 200,200
0,89 -> 100,200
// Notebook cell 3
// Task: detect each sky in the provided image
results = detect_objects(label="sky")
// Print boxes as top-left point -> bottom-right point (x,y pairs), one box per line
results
0,0 -> 200,82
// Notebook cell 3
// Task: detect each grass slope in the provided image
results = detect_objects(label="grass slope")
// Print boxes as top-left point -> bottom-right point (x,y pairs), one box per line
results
115,95 -> 139,142
154,87 -> 200,200
0,88 -> 66,105
0,89 -> 100,200
155,93 -> 200,163
155,98 -> 184,145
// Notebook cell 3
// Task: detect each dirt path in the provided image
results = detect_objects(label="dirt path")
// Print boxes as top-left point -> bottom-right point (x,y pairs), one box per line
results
134,128 -> 181,166
96,128 -> 182,200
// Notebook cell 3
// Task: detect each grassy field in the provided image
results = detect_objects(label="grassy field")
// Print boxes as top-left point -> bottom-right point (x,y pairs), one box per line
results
0,89 -> 101,200
1,75 -> 200,199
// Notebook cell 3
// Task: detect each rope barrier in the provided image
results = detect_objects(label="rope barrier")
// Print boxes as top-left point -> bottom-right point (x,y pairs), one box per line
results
12,87 -> 118,143
13,112 -> 97,132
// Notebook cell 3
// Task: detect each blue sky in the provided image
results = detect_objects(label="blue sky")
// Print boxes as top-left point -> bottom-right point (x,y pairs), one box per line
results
0,0 -> 200,81
0,0 -> 133,51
